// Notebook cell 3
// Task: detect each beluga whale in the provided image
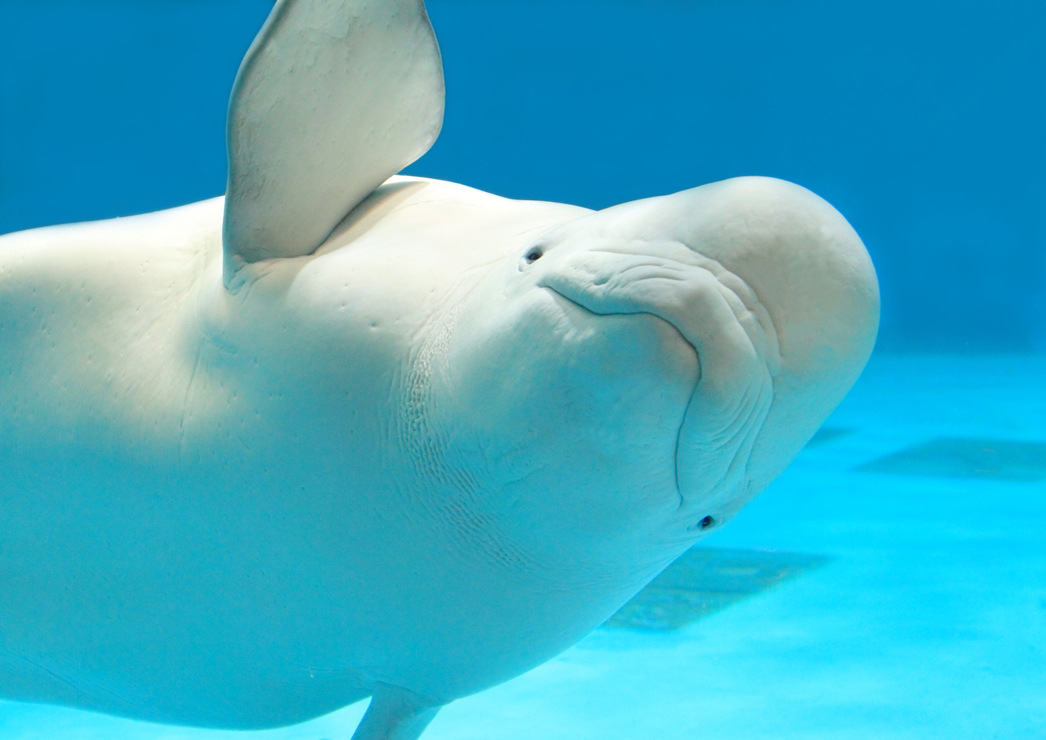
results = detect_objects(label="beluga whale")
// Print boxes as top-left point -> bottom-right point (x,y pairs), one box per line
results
0,0 -> 880,738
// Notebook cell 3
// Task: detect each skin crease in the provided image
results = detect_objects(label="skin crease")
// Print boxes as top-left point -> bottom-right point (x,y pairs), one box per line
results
0,173 -> 878,731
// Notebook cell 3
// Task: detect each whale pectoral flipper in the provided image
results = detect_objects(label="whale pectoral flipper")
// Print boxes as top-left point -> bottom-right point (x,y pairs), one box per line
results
350,683 -> 442,740
223,0 -> 445,284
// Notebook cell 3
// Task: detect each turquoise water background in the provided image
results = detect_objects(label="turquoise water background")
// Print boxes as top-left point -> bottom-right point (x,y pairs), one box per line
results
0,1 -> 1044,738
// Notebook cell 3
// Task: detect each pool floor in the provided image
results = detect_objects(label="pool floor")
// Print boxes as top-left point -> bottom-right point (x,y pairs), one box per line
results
2,353 -> 1044,739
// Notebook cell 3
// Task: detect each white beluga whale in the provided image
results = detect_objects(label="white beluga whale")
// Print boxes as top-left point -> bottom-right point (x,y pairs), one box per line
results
0,0 -> 879,738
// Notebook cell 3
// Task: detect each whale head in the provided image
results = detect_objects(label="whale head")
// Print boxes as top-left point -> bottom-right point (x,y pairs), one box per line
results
409,176 -> 878,584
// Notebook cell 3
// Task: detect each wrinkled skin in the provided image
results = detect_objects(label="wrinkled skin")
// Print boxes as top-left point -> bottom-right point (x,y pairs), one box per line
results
425,232 -> 775,565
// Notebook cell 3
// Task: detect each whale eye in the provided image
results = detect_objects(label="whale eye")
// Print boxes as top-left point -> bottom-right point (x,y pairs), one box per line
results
698,515 -> 715,530
524,247 -> 544,264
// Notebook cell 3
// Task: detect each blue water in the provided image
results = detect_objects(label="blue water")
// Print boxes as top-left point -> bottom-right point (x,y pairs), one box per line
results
1,0 -> 1045,738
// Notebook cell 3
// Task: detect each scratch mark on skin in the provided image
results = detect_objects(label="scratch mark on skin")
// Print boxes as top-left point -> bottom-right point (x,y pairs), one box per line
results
0,648 -> 131,714
180,341 -> 204,450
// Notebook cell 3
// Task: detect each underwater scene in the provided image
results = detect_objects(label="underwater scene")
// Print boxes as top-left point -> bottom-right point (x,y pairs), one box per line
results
0,0 -> 1043,738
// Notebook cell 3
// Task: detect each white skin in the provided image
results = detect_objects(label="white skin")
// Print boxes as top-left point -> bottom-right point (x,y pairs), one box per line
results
424,227 -> 775,568
0,175 -> 877,732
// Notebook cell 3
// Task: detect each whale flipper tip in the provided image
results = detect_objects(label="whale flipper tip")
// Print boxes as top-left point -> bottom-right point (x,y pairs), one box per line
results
350,683 -> 442,740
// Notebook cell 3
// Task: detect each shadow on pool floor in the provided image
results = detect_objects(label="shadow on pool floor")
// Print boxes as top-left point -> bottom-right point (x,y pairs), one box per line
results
605,547 -> 831,632
857,437 -> 1046,482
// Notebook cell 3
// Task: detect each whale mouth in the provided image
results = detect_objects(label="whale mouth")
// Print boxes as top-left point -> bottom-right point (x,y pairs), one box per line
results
534,247 -> 779,523
512,176 -> 878,537
530,243 -> 780,376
